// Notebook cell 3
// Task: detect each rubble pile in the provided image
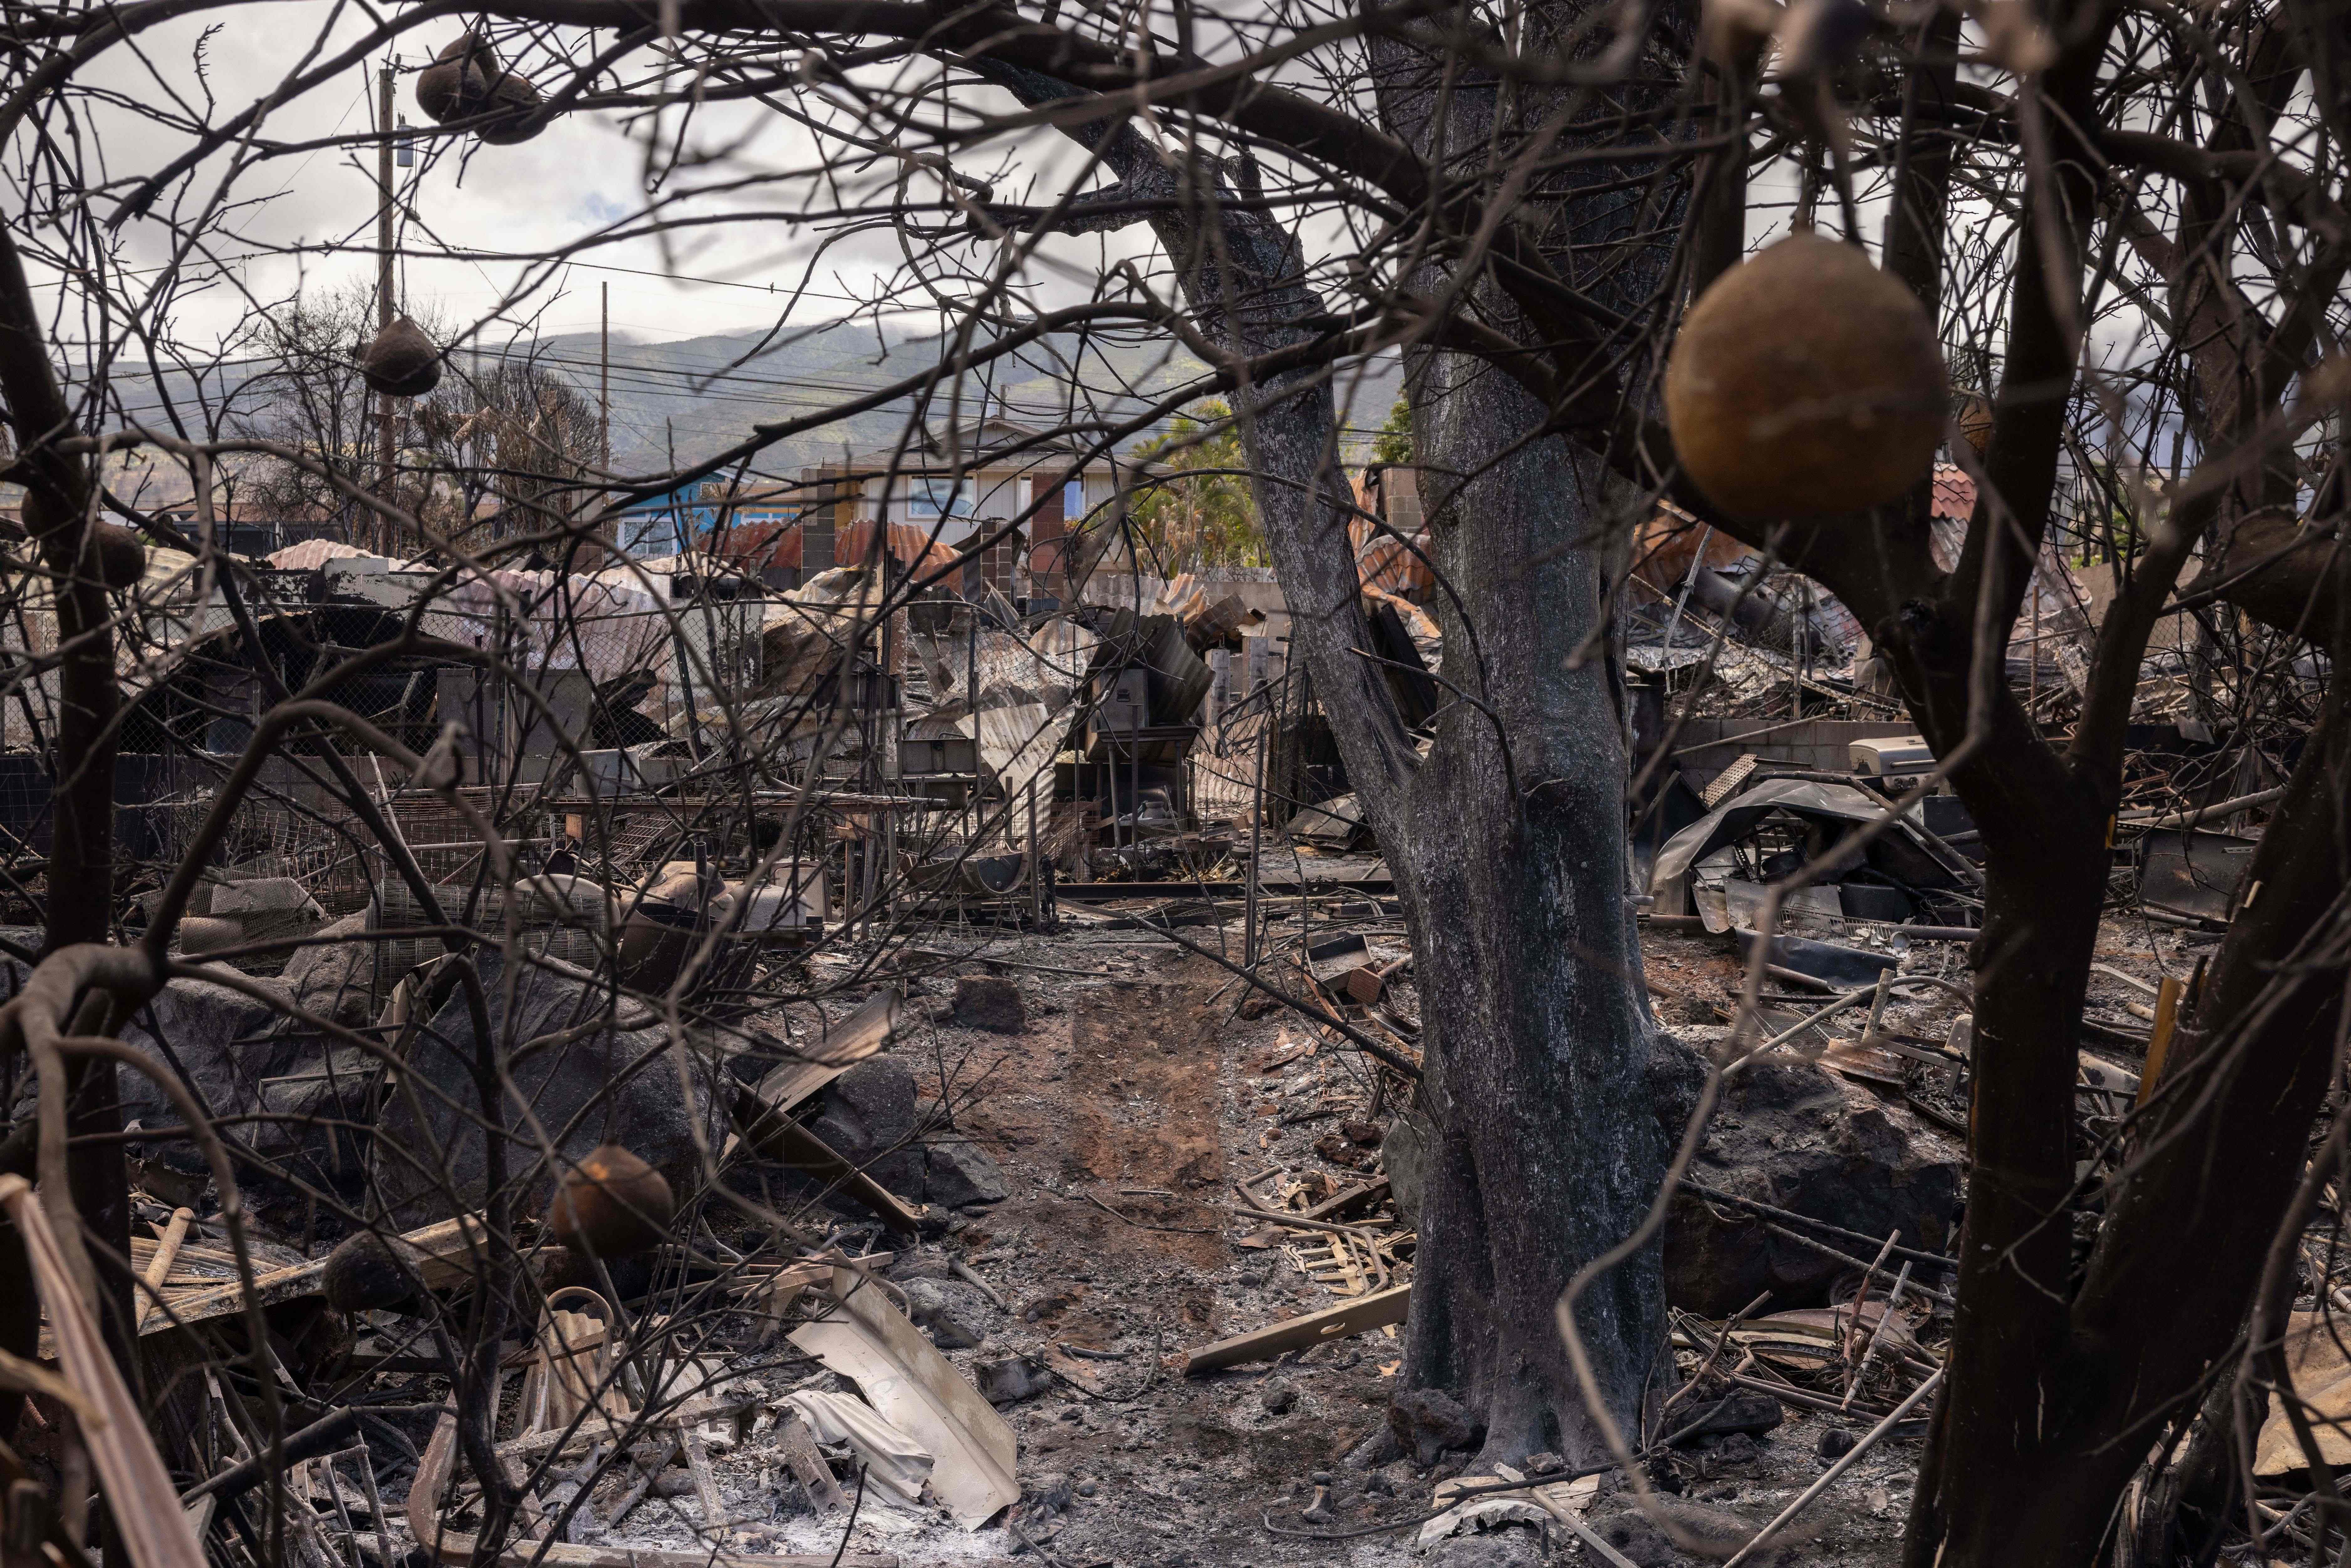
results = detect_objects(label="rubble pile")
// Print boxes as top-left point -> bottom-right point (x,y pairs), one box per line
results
0,435 -> 2314,1568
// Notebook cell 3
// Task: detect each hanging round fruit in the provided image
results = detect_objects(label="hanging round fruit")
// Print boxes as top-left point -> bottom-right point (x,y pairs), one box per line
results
360,315 -> 442,397
416,33 -> 544,143
1955,390 -> 1995,455
1664,231 -> 1948,519
90,522 -> 148,589
415,33 -> 493,123
474,70 -> 545,144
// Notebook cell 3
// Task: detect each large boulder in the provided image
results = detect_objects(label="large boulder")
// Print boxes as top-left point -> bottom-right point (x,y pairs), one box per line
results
252,1045 -> 384,1178
108,974 -> 332,1231
370,951 -> 727,1228
1664,1056 -> 1962,1315
116,974 -> 311,1134
283,912 -> 378,1027
803,1057 -> 926,1196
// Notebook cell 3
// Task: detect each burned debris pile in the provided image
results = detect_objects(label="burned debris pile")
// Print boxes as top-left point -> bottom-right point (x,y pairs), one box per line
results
0,524 -> 1447,1568
0,440 -> 2316,1568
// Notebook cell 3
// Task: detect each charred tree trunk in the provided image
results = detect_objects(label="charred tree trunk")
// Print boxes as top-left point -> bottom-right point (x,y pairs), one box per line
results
980,53 -> 1672,1462
0,221 -> 131,1394
1879,5 -> 2351,1556
1359,24 -> 1687,1461
1390,350 -> 1667,1462
1899,649 -> 2351,1565
1184,218 -> 1666,1467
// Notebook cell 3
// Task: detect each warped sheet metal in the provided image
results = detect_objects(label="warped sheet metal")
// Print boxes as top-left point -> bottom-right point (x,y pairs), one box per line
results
759,569 -> 887,704
788,1266 -> 1019,1528
964,614 -> 1098,807
1649,778 -> 1973,917
2139,827 -> 2257,925
783,1390 -> 935,1504
972,618 -> 1099,712
975,701 -> 1058,807
2256,1311 -> 2351,1475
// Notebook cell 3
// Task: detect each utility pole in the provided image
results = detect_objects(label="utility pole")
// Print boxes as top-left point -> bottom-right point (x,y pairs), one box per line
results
600,281 -> 611,545
375,56 -> 396,554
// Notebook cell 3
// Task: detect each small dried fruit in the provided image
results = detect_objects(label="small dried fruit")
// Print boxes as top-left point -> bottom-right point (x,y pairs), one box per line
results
1664,231 -> 1947,519
360,315 -> 442,397
547,1144 -> 675,1257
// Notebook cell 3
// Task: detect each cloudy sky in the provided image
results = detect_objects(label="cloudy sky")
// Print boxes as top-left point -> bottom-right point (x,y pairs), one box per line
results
37,0 -> 2183,472
58,6 -> 1831,351
55,4 -> 1131,362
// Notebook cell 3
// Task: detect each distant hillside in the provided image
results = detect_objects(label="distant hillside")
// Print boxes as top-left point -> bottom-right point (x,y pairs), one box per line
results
81,319 -> 1405,509
525,322 -> 1405,480
524,319 -> 1181,479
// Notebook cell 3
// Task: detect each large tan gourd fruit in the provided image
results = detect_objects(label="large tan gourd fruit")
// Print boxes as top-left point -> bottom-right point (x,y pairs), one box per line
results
1664,232 -> 1947,519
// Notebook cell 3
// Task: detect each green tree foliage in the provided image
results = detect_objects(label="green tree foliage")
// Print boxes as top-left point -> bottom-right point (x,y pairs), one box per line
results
1372,395 -> 1412,466
1128,400 -> 1267,573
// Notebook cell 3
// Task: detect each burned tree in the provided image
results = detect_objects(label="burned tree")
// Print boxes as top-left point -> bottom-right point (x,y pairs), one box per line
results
2,0 -> 2350,1557
412,355 -> 602,545
228,283 -> 420,528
